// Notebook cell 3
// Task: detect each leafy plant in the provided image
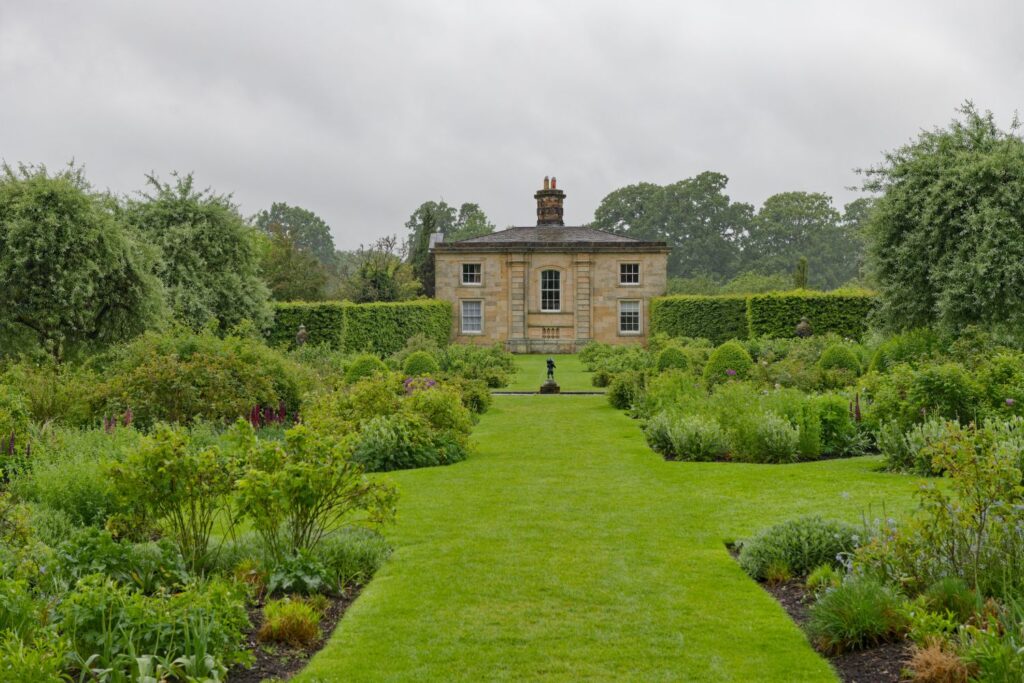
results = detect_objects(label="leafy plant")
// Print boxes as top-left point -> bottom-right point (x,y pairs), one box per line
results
344,353 -> 388,384
703,341 -> 753,386
666,415 -> 728,462
258,597 -> 321,647
806,576 -> 908,654
402,350 -> 440,377
655,346 -> 688,373
267,551 -> 327,596
739,516 -> 858,580
818,344 -> 861,374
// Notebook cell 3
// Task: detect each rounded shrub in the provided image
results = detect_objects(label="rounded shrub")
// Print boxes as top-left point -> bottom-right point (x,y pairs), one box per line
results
655,346 -> 689,373
643,412 -> 675,457
607,371 -> 645,411
668,415 -> 728,462
703,341 -> 753,386
402,350 -> 440,377
908,363 -> 983,424
818,344 -> 861,375
749,411 -> 800,463
344,353 -> 388,385
922,577 -> 980,623
591,369 -> 613,388
807,576 -> 908,654
258,598 -> 321,647
739,516 -> 858,581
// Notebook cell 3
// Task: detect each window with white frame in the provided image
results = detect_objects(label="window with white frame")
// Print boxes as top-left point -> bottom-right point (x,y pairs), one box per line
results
461,300 -> 482,333
462,263 -> 482,285
540,270 -> 560,311
620,262 -> 640,285
619,300 -> 641,334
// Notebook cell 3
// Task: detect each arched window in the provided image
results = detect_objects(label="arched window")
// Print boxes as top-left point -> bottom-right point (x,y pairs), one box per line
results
540,270 -> 561,312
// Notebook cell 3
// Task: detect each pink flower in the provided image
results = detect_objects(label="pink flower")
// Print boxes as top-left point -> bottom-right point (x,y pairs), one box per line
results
1007,398 -> 1016,407
725,368 -> 737,377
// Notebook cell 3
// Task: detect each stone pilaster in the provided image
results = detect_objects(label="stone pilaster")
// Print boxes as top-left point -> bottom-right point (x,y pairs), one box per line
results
574,253 -> 592,341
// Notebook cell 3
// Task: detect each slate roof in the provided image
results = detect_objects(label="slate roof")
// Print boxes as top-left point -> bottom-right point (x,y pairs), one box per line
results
434,226 -> 668,252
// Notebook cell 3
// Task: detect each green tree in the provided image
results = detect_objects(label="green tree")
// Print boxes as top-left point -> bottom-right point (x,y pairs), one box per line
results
592,173 -> 752,279
0,164 -> 163,359
256,230 -> 327,301
125,173 -> 271,330
743,192 -> 857,289
340,235 -> 421,303
864,104 -> 1024,331
406,201 -> 495,296
793,256 -> 808,289
254,202 -> 336,268
719,271 -> 792,294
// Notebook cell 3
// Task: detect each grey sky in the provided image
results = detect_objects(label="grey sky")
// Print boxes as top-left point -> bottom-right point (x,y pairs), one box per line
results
2,1 -> 1021,249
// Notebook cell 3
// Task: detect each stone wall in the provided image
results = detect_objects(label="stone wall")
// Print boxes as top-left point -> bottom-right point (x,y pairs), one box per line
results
435,249 -> 668,352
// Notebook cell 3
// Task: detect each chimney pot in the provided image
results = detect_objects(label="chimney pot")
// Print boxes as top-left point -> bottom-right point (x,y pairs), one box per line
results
551,176 -> 557,189
543,176 -> 550,190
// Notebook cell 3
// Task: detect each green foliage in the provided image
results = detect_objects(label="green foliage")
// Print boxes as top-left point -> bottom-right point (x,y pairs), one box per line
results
0,163 -> 164,359
111,425 -> 238,573
818,344 -> 861,374
344,353 -> 388,385
739,516 -> 858,580
444,377 -> 491,414
607,370 -> 646,411
650,295 -> 748,344
266,550 -> 327,596
745,411 -> 800,463
255,201 -> 336,268
340,299 -> 450,355
437,343 -> 515,388
922,577 -> 980,623
406,200 -> 495,296
0,384 -> 30,452
258,229 -> 328,301
0,628 -> 70,683
94,326 -> 308,427
268,302 -> 346,349
313,528 -> 391,592
806,564 -> 842,595
877,417 -> 951,475
403,350 -> 440,377
866,362 -> 984,431
806,577 -> 908,654
719,271 -> 793,295
703,340 -> 753,385
339,236 -> 422,303
233,422 -> 397,561
864,104 -> 1024,332
655,346 -> 688,373
351,414 -> 468,472
867,327 -> 945,372
1,360 -> 98,426
665,414 -> 728,461
746,290 -> 875,339
126,172 -> 271,331
961,599 -> 1024,682
258,597 -> 321,647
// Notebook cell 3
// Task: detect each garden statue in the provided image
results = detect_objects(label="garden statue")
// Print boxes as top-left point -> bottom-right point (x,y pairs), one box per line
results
795,317 -> 812,338
540,357 -> 560,394
295,324 -> 309,346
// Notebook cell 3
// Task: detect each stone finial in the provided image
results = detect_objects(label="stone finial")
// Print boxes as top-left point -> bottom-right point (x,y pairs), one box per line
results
794,317 -> 812,338
295,324 -> 309,346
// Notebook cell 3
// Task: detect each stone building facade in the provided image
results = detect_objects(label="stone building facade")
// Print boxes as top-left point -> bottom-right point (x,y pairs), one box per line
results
432,178 -> 669,353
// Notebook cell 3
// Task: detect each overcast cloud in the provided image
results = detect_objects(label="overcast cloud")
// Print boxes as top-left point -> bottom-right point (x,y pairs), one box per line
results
1,1 -> 1021,249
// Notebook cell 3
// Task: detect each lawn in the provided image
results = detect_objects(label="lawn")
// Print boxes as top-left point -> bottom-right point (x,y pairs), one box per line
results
503,354 -> 599,392
296,393 -> 926,681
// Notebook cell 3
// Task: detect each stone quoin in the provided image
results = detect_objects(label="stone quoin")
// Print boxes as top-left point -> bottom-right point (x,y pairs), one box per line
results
432,178 -> 670,353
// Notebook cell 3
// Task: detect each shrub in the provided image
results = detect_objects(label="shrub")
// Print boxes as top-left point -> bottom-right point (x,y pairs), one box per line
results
746,290 -> 876,340
909,363 -> 983,425
258,598 -> 321,647
739,516 -> 858,580
403,384 -> 473,437
1,361 -> 97,427
922,577 -> 980,624
806,564 -> 842,595
402,350 -> 440,377
906,642 -> 972,683
818,344 -> 861,374
0,629 -> 70,683
304,376 -> 402,434
266,550 -> 327,596
643,412 -> 675,457
591,369 -> 612,387
0,384 -> 29,451
649,295 -> 749,343
635,369 -> 703,420
667,415 -> 728,462
94,326 -> 308,428
879,418 -> 952,475
746,411 -> 800,463
607,371 -> 646,411
806,577 -> 908,654
438,344 -> 515,387
268,301 -> 346,349
703,341 -> 753,386
815,394 -> 860,456
868,327 -> 946,373
351,414 -> 466,472
655,346 -> 688,373
445,377 -> 491,414
313,528 -> 391,591
344,353 -> 388,384
340,299 -> 451,355
234,423 -> 397,561
961,600 -> 1024,682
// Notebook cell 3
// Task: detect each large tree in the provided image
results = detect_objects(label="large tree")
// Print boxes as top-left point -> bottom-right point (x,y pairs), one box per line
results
743,191 -> 859,289
340,235 -> 421,303
406,201 -> 495,296
0,164 -> 164,359
254,202 -> 336,268
125,173 -> 271,330
257,230 -> 327,301
864,104 -> 1024,331
592,173 -> 753,279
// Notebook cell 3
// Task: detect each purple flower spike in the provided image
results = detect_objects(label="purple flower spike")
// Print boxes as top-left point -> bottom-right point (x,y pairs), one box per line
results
1007,398 -> 1016,407
725,368 -> 737,377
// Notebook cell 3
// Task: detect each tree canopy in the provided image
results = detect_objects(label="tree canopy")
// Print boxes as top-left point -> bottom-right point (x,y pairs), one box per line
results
0,164 -> 164,359
125,173 -> 271,330
864,104 -> 1024,331
257,230 -> 327,301
254,202 -> 336,268
406,201 -> 495,295
340,235 -> 421,303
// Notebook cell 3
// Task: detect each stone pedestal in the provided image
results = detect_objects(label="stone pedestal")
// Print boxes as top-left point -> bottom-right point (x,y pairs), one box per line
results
539,379 -> 561,394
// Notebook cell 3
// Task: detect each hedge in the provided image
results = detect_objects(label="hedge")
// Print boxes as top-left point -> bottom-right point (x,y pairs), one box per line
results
747,290 -> 875,340
649,295 -> 748,344
268,300 -> 451,355
340,300 -> 450,355
267,302 -> 346,348
650,290 -> 876,342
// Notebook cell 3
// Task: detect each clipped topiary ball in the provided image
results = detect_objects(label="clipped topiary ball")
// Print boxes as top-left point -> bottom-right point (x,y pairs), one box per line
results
344,353 -> 388,384
818,344 -> 861,375
656,346 -> 689,373
702,340 -> 753,385
402,350 -> 440,377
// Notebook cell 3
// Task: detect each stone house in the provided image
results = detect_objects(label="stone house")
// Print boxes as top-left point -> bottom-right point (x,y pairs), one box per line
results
432,178 -> 669,353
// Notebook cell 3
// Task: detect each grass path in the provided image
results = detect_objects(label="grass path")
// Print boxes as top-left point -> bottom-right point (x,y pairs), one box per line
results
503,354 -> 598,392
297,390 -> 925,681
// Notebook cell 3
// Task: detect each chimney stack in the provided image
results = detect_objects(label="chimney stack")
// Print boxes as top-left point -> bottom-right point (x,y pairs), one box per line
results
534,175 -> 565,226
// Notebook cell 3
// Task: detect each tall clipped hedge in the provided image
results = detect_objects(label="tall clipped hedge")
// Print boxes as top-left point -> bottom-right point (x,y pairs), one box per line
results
649,296 -> 748,344
267,302 -> 346,348
268,300 -> 451,355
341,300 -> 450,355
747,290 -> 875,339
650,291 -> 876,341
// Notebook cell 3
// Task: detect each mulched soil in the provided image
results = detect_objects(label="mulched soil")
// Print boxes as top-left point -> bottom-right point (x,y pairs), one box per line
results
726,546 -> 911,683
228,585 -> 363,683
